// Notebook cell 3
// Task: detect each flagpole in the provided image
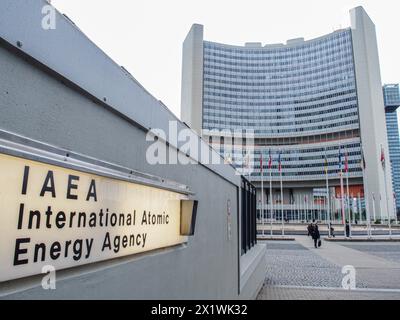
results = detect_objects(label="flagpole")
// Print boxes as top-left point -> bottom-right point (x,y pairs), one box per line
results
335,195 -> 338,224
381,145 -> 392,238
366,191 -> 370,238
339,147 -> 346,236
270,163 -> 273,237
319,199 -> 322,222
274,194 -> 278,229
260,153 -> 265,236
278,151 -> 284,236
361,145 -> 371,238
340,171 -> 347,236
318,199 -> 321,222
304,195 -> 308,221
372,192 -> 376,222
394,195 -> 398,226
385,175 -> 392,238
383,166 -> 392,238
306,195 -> 309,222
325,154 -> 331,226
345,149 -> 352,238
321,197 -> 324,222
300,195 -> 303,222
346,172 -> 352,236
280,167 -> 284,236
298,195 -> 300,223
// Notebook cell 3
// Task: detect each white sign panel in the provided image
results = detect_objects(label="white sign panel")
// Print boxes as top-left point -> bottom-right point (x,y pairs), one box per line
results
0,153 -> 187,282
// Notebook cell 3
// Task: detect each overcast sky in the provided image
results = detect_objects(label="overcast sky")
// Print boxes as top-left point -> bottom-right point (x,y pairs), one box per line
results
51,0 -> 400,128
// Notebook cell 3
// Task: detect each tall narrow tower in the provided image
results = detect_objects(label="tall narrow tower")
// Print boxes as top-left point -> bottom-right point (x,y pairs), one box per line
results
350,7 -> 395,220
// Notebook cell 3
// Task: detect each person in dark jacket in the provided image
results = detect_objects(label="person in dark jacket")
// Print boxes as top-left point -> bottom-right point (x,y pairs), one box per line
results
328,222 -> 335,238
345,220 -> 350,238
311,220 -> 320,248
307,223 -> 313,237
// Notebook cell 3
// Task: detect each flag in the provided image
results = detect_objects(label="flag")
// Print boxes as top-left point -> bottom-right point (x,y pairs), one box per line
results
324,153 -> 328,174
260,153 -> 263,174
344,150 -> 349,173
381,146 -> 385,169
338,147 -> 343,171
361,148 -> 366,170
268,149 -> 272,169
278,152 -> 282,172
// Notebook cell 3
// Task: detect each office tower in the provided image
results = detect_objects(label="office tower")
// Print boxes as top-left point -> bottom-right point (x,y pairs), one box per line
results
181,7 -> 394,220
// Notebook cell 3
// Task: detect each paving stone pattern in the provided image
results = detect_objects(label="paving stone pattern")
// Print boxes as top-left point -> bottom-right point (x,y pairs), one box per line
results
258,239 -> 400,300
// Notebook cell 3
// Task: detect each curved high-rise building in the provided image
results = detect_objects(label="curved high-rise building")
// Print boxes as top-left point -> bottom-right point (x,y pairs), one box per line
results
181,6 -> 395,221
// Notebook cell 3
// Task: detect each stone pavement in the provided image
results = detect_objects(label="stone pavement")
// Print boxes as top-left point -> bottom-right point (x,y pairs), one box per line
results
257,236 -> 400,300
258,286 -> 400,300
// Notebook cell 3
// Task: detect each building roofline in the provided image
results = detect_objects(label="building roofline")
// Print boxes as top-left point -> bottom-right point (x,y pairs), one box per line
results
203,28 -> 351,50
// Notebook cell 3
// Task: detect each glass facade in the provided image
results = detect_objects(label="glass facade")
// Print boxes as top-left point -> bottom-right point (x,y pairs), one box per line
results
383,84 -> 400,212
202,29 -> 362,182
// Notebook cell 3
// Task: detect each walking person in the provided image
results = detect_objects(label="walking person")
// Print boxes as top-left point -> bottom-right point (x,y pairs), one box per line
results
307,222 -> 313,237
345,220 -> 350,238
310,220 -> 321,248
328,222 -> 335,238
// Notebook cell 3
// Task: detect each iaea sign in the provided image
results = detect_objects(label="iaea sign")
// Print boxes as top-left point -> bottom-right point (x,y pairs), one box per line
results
0,153 -> 190,282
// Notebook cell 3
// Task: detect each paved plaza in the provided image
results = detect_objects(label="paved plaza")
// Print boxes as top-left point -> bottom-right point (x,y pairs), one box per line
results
257,236 -> 400,300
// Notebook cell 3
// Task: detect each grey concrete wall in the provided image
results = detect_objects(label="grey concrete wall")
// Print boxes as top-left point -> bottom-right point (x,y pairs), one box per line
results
0,42 -> 241,299
0,0 -> 266,299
